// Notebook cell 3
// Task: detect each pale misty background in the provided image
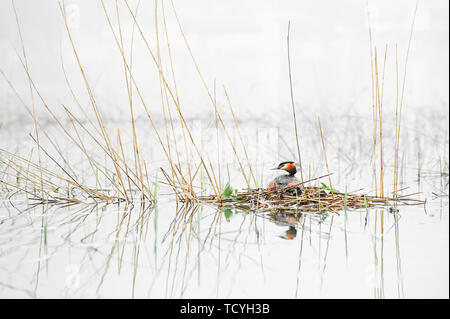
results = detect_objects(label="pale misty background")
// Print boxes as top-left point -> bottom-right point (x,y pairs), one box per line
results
0,0 -> 448,299
0,0 -> 448,128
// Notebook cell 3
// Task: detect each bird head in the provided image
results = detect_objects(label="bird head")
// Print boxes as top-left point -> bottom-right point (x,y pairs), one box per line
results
271,161 -> 297,176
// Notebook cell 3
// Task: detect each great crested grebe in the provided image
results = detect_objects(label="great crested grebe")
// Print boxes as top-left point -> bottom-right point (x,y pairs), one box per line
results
268,210 -> 303,240
267,161 -> 303,192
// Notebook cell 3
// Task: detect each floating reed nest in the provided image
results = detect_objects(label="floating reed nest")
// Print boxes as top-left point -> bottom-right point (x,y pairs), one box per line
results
197,183 -> 424,215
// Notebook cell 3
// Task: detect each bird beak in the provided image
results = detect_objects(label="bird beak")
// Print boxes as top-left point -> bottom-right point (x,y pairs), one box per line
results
270,167 -> 279,170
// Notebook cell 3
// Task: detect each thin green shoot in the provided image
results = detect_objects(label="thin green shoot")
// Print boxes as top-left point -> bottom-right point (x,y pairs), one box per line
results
320,182 -> 340,194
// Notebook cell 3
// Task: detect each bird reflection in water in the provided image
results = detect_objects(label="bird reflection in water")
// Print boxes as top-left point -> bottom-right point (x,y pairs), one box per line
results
268,211 -> 303,240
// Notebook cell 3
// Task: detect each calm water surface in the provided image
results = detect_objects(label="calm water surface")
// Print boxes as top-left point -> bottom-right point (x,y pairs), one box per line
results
0,115 -> 448,299
0,0 -> 448,299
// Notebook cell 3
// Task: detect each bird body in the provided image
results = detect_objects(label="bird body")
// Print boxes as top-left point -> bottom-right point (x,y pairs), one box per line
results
269,174 -> 300,189
267,161 -> 303,192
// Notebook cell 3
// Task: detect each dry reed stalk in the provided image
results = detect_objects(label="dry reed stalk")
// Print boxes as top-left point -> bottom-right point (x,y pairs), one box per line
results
120,0 -> 221,199
57,107 -> 127,199
111,133 -> 129,201
100,1 -> 196,200
373,45 -> 388,199
206,153 -> 222,201
62,105 -> 152,198
114,0 -> 145,202
0,163 -> 55,196
0,67 -> 82,190
59,1 -> 136,201
0,152 -> 56,190
25,148 -> 34,193
28,134 -> 115,200
166,0 -> 253,191
12,0 -> 45,203
116,129 -> 130,202
64,100 -> 151,199
366,0 -> 378,197
394,45 -> 400,198
395,1 -> 419,196
213,80 -> 222,192
223,87 -> 258,187
374,47 -> 383,241
160,0 -> 193,193
60,46 -> 104,140
154,0 -> 174,181
63,107 -> 104,188
0,148 -> 113,201
208,98 -> 251,190
158,7 -> 197,195
287,21 -> 305,185
117,129 -> 134,201
317,117 -> 333,194
160,167 -> 182,201
378,45 -> 388,235
143,160 -> 152,202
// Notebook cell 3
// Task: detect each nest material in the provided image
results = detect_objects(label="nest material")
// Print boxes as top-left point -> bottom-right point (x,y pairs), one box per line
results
197,184 -> 424,214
